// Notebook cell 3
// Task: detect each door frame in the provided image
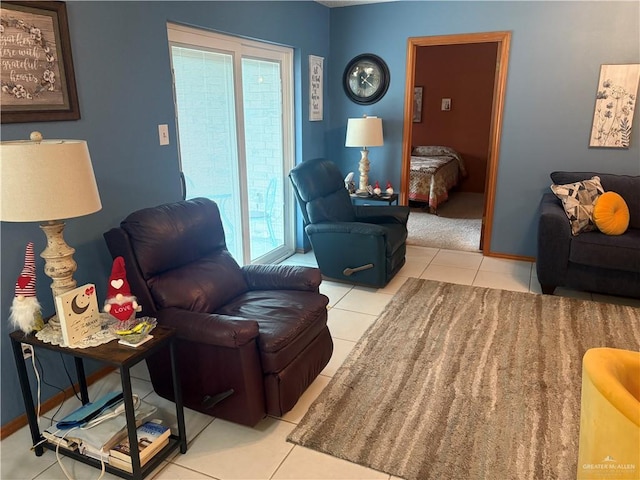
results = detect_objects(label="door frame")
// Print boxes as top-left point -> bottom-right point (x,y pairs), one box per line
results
401,31 -> 511,254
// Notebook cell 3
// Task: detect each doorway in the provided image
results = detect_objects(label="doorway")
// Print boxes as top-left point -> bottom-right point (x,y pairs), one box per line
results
401,31 -> 512,254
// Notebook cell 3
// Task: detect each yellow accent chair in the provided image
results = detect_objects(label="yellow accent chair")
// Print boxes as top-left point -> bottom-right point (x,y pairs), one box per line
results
577,347 -> 640,480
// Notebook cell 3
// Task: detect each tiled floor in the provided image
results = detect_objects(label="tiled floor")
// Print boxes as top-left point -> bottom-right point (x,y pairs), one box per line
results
2,246 -> 638,480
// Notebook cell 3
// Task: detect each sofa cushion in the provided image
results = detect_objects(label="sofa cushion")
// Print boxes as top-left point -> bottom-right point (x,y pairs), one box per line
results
593,192 -> 630,235
551,172 -> 640,229
569,229 -> 640,273
550,176 -> 604,235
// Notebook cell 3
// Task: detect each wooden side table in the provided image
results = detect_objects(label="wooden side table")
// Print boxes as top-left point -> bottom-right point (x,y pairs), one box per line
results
10,325 -> 187,480
350,192 -> 399,206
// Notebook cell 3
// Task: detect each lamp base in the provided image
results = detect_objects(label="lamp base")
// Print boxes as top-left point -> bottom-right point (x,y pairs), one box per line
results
358,148 -> 370,192
39,220 -> 78,298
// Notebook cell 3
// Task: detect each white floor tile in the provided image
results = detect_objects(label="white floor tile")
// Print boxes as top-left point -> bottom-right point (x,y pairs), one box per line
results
272,445 -> 388,479
327,308 -> 377,342
171,417 -> 294,479
405,245 -> 439,261
333,288 -> 393,316
420,264 -> 477,285
473,269 -> 531,293
479,256 -> 532,275
153,461 -> 218,479
277,375 -> 331,425
431,249 -> 483,270
1,426 -> 58,480
376,274 -> 409,295
320,281 -> 353,308
321,338 -> 356,378
396,260 -> 428,278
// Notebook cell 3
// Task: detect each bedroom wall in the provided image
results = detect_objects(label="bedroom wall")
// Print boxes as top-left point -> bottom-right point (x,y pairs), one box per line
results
327,1 -> 640,258
412,43 -> 498,193
1,0 -> 330,428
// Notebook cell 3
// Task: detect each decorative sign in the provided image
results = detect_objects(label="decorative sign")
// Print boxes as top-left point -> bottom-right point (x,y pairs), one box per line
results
0,1 -> 80,123
309,55 -> 323,121
54,284 -> 101,347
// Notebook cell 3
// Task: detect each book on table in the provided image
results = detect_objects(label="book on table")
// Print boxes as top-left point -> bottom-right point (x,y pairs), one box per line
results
108,421 -> 171,471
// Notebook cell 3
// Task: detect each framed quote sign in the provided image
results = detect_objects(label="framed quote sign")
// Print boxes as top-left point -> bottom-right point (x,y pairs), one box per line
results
0,1 -> 80,123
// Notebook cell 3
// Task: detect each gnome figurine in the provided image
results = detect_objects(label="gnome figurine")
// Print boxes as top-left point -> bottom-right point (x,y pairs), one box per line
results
10,242 -> 44,334
103,256 -> 141,322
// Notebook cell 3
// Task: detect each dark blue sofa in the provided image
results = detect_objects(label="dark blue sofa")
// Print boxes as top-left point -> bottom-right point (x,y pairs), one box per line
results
536,171 -> 640,299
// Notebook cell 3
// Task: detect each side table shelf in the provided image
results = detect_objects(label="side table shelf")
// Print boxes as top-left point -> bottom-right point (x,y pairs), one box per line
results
10,325 -> 187,480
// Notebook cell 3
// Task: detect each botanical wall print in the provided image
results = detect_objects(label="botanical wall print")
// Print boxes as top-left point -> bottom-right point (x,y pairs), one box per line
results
413,86 -> 423,123
0,1 -> 80,123
590,64 -> 640,148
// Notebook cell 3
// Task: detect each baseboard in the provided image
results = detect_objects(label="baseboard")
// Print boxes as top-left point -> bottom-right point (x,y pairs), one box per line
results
0,365 -> 115,440
484,250 -> 535,263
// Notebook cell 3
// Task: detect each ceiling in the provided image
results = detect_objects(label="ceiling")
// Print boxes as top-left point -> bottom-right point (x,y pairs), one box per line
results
315,0 -> 396,7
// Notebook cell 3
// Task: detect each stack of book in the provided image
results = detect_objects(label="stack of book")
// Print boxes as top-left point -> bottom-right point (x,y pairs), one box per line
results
108,421 -> 171,473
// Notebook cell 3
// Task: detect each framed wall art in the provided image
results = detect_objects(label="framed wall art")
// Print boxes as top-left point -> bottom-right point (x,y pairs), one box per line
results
0,1 -> 80,123
309,55 -> 323,121
589,64 -> 640,148
413,86 -> 423,123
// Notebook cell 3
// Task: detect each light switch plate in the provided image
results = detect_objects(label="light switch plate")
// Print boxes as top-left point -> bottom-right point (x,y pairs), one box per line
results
441,98 -> 451,111
158,124 -> 169,145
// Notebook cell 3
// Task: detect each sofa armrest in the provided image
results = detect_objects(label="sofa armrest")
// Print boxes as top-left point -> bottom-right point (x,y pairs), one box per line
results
354,205 -> 410,225
241,264 -> 321,292
536,193 -> 572,288
156,308 -> 259,348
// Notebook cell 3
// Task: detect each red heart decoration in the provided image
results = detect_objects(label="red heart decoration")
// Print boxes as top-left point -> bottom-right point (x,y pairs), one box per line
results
85,286 -> 95,296
17,275 -> 31,289
110,302 -> 134,321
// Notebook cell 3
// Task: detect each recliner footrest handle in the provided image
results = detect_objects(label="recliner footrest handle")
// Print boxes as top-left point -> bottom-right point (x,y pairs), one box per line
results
202,389 -> 235,409
343,264 -> 374,276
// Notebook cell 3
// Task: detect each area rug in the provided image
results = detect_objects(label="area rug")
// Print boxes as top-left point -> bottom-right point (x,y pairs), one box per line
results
288,278 -> 640,480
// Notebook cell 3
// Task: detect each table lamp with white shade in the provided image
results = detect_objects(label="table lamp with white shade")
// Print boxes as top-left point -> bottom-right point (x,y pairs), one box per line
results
1,132 -> 102,299
345,115 -> 384,193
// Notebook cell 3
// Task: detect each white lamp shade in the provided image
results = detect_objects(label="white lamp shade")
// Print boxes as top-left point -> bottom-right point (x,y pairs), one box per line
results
345,116 -> 384,148
1,138 -> 102,222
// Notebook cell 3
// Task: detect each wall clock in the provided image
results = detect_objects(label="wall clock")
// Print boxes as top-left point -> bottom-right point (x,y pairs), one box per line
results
343,54 -> 390,105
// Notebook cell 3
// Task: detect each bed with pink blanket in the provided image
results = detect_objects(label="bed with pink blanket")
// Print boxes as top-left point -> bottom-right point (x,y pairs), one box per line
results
409,146 -> 467,213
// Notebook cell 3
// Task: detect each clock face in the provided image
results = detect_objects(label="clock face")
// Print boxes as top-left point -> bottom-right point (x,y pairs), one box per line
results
343,54 -> 390,105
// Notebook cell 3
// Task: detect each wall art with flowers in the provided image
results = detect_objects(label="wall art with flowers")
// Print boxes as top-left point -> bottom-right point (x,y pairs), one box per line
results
0,1 -> 80,123
589,64 -> 640,148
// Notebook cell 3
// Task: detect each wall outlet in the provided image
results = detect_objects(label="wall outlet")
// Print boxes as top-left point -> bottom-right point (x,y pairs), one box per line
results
21,343 -> 32,360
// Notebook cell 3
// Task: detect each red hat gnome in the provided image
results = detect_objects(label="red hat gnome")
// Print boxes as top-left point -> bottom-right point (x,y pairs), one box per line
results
103,256 -> 141,322
10,242 -> 44,333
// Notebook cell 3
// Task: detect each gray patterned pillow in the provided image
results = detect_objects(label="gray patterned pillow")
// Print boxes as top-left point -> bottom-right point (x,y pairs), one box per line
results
550,176 -> 604,235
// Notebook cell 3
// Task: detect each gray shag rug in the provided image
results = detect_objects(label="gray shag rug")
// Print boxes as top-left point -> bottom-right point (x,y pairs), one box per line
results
407,192 -> 483,251
288,279 -> 640,480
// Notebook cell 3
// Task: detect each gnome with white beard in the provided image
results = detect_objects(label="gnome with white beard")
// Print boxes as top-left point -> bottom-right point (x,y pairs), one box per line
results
103,256 -> 141,323
10,242 -> 44,334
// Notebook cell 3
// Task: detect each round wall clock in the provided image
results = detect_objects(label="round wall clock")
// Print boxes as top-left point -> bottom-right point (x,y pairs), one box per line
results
343,54 -> 390,105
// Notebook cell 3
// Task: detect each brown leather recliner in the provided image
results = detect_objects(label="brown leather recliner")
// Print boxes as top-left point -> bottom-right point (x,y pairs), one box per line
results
104,197 -> 333,426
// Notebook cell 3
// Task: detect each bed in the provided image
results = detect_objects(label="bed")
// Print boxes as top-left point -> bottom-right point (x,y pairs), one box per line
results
408,145 -> 467,213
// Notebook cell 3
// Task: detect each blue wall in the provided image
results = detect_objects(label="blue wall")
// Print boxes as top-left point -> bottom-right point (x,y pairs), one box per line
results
1,1 -> 329,426
327,1 -> 639,257
2,0 -> 639,427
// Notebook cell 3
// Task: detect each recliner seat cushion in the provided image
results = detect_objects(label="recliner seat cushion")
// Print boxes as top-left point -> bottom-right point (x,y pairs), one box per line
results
570,229 -> 640,273
216,290 -> 329,373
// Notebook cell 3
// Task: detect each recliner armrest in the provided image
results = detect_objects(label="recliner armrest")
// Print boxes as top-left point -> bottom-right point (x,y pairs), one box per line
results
354,205 -> 410,225
156,308 -> 259,348
306,222 -> 388,236
241,264 -> 322,292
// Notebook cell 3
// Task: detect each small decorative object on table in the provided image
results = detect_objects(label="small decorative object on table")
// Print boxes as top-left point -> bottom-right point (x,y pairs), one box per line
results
10,242 -> 44,334
54,284 -> 101,347
111,317 -> 157,347
104,256 -> 142,322
386,181 -> 394,195
373,181 -> 382,195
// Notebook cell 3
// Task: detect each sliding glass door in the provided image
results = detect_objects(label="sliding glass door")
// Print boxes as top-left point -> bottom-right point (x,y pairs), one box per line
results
168,24 -> 294,264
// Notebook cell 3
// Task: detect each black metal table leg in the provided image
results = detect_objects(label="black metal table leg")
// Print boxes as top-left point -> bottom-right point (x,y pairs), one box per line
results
10,336 -> 44,456
74,357 -> 90,404
169,340 -> 187,453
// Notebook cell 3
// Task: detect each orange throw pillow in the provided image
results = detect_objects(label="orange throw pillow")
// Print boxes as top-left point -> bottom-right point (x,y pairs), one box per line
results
593,192 -> 630,235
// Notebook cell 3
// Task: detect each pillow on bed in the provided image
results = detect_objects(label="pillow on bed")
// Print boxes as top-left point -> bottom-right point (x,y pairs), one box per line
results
412,145 -> 458,157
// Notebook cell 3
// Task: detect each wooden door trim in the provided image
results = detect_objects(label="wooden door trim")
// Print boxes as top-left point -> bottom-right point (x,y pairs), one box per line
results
401,31 -> 512,255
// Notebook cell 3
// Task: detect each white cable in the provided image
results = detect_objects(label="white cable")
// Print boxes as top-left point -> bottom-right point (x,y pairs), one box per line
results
29,349 -> 41,431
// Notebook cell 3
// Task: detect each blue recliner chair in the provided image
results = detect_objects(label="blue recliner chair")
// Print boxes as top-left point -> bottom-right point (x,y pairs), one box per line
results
289,158 -> 410,287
